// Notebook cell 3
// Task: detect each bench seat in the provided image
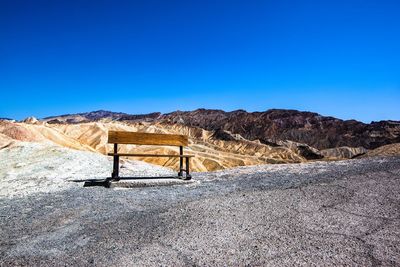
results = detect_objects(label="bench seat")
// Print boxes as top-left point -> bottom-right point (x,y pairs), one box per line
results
107,153 -> 195,157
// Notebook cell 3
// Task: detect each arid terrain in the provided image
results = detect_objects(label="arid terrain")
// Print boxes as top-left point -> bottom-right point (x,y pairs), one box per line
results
1,109 -> 400,266
0,142 -> 399,266
1,109 -> 400,172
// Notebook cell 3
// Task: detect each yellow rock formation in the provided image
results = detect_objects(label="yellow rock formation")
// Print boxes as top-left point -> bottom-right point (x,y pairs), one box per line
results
0,120 -> 306,171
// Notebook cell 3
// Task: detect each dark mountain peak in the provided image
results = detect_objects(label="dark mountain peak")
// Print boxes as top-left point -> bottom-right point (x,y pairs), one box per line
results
118,112 -> 162,122
82,110 -> 128,120
159,108 -> 400,150
39,108 -> 400,150
371,120 -> 400,125
43,110 -> 129,121
43,110 -> 161,123
263,108 -> 321,118
228,109 -> 247,114
192,108 -> 227,114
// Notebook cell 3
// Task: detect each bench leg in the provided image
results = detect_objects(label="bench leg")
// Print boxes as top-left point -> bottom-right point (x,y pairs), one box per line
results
178,146 -> 184,177
111,143 -> 120,181
112,155 -> 120,181
185,157 -> 192,180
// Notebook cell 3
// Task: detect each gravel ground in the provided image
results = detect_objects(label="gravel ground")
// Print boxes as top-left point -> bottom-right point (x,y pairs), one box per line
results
0,148 -> 400,266
0,142 -> 175,198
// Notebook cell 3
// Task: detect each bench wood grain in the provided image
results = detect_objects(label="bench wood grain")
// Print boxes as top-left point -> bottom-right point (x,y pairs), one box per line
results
108,131 -> 188,146
107,153 -> 194,157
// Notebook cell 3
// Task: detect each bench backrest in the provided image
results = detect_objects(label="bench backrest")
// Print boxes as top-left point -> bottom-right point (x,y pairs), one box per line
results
108,131 -> 188,146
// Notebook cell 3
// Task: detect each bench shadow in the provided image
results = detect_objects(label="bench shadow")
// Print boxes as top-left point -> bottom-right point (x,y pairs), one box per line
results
68,176 -> 189,188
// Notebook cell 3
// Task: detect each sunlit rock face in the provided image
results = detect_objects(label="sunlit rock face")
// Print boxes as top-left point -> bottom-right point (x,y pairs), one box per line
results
43,109 -> 400,149
1,109 -> 399,171
0,121 -> 305,172
362,143 -> 400,157
160,109 -> 400,150
22,116 -> 39,124
320,146 -> 368,159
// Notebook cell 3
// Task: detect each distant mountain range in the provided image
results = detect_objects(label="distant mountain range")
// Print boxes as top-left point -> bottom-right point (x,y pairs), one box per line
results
43,109 -> 400,150
1,108 -> 399,171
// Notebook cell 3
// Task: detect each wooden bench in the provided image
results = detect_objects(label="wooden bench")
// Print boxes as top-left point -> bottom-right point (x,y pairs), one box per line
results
107,131 -> 194,182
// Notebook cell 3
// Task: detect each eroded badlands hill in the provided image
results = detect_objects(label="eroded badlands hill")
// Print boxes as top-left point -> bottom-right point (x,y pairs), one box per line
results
1,108 -> 399,172
0,120 -> 305,171
44,109 -> 400,150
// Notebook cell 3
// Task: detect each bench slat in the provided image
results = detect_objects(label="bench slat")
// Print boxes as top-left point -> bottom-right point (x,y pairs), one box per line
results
107,153 -> 195,157
108,131 -> 188,146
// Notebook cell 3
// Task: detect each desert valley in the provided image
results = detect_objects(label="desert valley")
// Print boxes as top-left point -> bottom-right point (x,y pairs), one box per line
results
1,109 -> 400,172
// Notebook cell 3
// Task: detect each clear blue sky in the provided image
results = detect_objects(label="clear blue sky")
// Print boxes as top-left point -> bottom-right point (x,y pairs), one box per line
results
1,0 -> 399,122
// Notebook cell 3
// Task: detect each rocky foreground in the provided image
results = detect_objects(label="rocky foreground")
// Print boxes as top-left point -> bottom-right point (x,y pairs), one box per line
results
0,143 -> 399,266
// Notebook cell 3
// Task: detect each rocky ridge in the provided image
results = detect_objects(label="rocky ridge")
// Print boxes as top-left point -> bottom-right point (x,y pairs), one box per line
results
1,109 -> 399,171
43,109 -> 400,150
161,109 -> 400,150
